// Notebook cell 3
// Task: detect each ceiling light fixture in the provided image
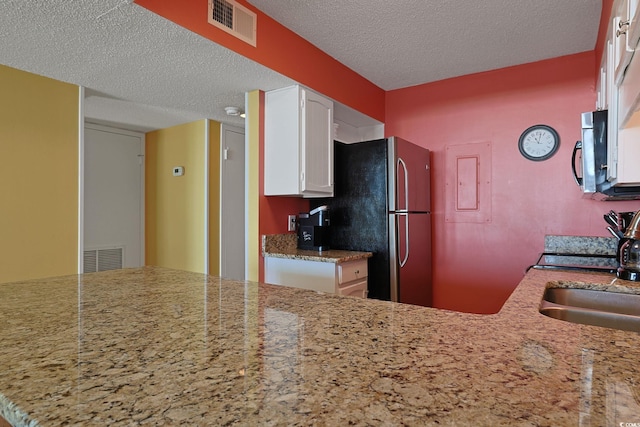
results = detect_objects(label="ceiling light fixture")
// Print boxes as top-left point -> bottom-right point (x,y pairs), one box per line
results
224,106 -> 243,117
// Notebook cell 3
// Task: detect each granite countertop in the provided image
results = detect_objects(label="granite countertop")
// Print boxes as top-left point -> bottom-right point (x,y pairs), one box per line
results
262,234 -> 372,263
1,267 -> 640,426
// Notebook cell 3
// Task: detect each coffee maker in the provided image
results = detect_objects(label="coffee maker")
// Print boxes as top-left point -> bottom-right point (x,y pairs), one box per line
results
617,210 -> 640,281
297,205 -> 330,251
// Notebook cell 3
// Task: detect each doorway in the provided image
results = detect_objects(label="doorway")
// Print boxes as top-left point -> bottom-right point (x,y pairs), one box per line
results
220,124 -> 246,280
83,123 -> 144,272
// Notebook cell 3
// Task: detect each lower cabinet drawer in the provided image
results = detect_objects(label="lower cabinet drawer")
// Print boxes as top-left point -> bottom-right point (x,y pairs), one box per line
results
338,279 -> 368,299
338,260 -> 368,285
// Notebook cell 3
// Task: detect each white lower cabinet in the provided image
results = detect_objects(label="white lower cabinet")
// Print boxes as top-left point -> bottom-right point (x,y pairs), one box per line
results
264,257 -> 368,298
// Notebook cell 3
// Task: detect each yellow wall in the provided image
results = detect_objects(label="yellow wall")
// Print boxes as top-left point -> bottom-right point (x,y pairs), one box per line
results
145,120 -> 208,273
0,65 -> 79,284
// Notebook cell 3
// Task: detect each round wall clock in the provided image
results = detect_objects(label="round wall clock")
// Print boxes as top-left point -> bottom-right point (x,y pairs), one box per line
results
518,124 -> 560,161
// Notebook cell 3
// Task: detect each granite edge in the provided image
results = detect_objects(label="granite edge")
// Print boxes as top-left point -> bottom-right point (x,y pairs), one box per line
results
263,250 -> 373,263
262,234 -> 372,263
546,277 -> 640,294
0,393 -> 39,427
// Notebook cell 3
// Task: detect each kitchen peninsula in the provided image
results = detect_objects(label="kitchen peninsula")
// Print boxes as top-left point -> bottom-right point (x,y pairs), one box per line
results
1,267 -> 639,425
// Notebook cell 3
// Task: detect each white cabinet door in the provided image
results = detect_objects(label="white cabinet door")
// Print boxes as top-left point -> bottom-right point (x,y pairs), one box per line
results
301,89 -> 333,195
598,0 -> 640,185
264,85 -> 334,198
264,86 -> 300,196
619,20 -> 640,128
614,0 -> 634,85
627,0 -> 640,50
615,0 -> 640,185
337,260 -> 368,285
336,259 -> 368,299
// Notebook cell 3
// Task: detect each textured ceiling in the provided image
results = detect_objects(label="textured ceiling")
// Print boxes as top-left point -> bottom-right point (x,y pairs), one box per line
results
249,0 -> 603,91
0,0 -> 296,131
0,0 -> 602,132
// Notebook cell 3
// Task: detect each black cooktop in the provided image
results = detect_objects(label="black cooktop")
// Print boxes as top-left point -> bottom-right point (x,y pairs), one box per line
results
528,252 -> 618,273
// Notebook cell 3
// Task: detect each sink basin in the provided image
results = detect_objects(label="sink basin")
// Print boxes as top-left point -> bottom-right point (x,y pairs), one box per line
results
539,287 -> 640,332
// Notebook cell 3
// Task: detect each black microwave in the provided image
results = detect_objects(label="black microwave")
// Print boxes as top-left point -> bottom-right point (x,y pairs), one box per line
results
572,110 -> 640,200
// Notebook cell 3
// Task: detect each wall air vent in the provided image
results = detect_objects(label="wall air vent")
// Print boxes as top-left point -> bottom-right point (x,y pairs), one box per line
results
208,0 -> 257,46
83,247 -> 124,273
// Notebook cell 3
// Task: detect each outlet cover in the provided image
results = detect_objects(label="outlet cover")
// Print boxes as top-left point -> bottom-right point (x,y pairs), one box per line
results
288,215 -> 296,232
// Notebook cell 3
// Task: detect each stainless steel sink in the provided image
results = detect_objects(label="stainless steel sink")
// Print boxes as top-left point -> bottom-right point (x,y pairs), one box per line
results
539,287 -> 640,332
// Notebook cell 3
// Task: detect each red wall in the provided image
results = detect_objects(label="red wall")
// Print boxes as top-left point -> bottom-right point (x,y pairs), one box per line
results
385,52 -> 640,314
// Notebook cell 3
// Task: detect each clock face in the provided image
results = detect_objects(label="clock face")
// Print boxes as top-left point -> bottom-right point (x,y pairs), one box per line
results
518,125 -> 559,161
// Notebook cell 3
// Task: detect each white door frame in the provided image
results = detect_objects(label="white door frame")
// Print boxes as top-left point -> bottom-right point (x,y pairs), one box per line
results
78,88 -> 85,274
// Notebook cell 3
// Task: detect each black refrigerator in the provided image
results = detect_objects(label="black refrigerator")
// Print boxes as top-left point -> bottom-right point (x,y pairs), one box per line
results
311,137 -> 432,306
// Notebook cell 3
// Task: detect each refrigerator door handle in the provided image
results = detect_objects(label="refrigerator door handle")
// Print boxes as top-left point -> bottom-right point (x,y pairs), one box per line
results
399,213 -> 409,267
397,157 -> 409,211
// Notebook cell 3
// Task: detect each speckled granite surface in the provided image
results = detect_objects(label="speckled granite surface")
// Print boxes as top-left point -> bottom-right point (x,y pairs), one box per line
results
541,235 -> 619,268
544,235 -> 618,255
1,267 -> 640,426
262,234 -> 372,263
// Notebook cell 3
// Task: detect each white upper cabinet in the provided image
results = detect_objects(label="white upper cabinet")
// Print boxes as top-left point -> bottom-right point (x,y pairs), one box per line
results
613,0 -> 640,123
618,12 -> 640,129
613,0 -> 634,85
624,0 -> 640,61
264,85 -> 334,198
598,0 -> 640,185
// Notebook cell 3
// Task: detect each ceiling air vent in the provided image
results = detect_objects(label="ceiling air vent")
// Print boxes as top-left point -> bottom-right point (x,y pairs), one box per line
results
208,0 -> 257,46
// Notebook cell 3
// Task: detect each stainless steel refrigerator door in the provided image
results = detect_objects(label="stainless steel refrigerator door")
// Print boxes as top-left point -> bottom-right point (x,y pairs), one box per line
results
388,137 -> 431,213
389,212 -> 432,306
